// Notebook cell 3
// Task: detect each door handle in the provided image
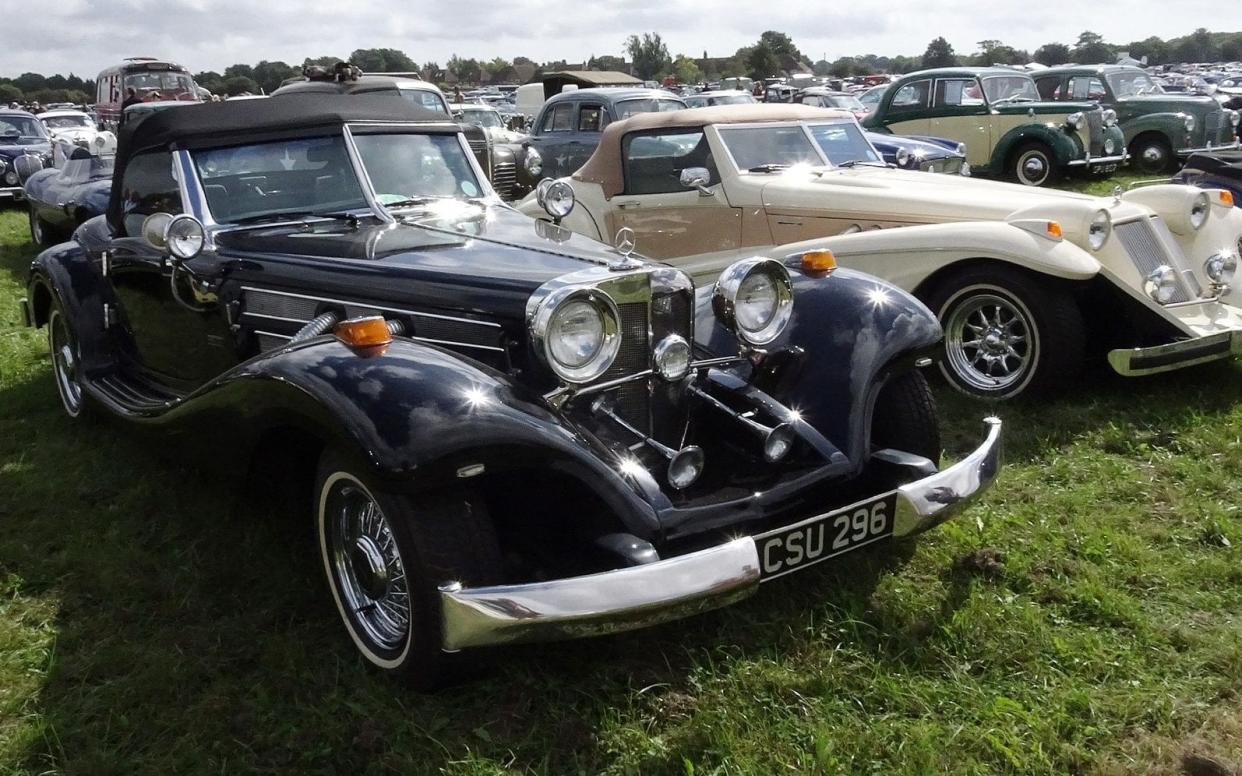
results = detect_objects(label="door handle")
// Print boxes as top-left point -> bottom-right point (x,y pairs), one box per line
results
616,201 -> 641,209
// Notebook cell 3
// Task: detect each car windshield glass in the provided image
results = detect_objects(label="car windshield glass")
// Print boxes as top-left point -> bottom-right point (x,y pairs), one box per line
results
351,131 -> 484,204
462,109 -> 503,128
828,95 -> 866,111
400,90 -> 449,114
614,98 -> 684,119
194,135 -> 368,223
711,94 -> 755,105
0,116 -> 46,139
982,76 -> 1040,103
60,154 -> 114,185
806,122 -> 882,165
43,115 -> 92,129
718,124 -> 825,170
859,87 -> 887,105
1107,71 -> 1164,96
124,71 -> 196,100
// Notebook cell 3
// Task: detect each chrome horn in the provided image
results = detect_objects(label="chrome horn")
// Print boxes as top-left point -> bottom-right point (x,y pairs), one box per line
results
591,397 -> 705,490
687,385 -> 796,463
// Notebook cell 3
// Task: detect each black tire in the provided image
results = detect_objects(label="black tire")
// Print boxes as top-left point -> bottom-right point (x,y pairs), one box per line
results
871,370 -> 940,464
29,206 -> 59,247
47,301 -> 94,420
1129,134 -> 1174,174
315,449 -> 502,689
1010,142 -> 1060,187
922,265 -> 1085,400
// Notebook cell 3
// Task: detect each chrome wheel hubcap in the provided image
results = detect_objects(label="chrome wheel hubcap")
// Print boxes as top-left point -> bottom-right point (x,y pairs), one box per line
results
944,293 -> 1032,392
1019,152 -> 1047,184
49,311 -> 83,415
327,481 -> 410,652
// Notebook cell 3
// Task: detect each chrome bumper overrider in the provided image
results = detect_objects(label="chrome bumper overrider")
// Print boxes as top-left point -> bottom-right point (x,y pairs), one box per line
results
439,417 -> 1003,651
1108,330 -> 1242,376
1177,139 -> 1241,157
1067,153 -> 1129,168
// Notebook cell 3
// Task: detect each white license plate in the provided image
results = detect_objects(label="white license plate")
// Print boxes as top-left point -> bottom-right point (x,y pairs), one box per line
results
756,493 -> 897,581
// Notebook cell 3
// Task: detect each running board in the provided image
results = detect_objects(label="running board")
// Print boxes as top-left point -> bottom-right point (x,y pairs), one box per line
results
92,373 -> 186,414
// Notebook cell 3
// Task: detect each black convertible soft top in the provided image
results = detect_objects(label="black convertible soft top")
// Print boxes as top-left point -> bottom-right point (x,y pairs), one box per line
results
108,94 -> 455,232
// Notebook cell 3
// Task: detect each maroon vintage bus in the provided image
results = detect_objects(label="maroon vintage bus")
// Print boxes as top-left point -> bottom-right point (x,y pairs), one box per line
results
94,58 -> 201,129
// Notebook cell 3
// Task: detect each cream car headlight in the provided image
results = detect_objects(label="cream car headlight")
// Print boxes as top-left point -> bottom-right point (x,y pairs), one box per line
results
1183,113 -> 1196,133
712,258 -> 794,347
1190,191 -> 1210,230
1102,108 -> 1118,127
532,289 -> 620,384
1144,265 -> 1180,304
1087,210 -> 1111,251
1205,252 -> 1238,284
1066,112 -> 1084,130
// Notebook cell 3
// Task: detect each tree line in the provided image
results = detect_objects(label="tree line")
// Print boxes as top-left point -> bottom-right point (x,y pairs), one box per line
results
2,27 -> 1240,105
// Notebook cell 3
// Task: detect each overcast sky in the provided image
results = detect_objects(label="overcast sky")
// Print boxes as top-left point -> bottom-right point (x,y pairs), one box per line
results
5,0 -> 1242,78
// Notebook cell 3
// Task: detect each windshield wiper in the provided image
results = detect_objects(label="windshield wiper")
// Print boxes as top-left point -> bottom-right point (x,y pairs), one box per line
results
747,163 -> 790,173
232,210 -> 360,226
837,160 -> 887,168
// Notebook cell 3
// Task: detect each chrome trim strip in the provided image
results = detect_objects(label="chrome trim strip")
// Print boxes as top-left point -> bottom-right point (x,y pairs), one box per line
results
239,286 -> 502,328
409,336 -> 505,353
341,123 -> 395,224
241,311 -> 310,324
439,417 -> 1002,650
253,329 -> 293,341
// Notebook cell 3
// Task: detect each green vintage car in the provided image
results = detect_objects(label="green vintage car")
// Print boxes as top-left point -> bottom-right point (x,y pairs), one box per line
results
1033,65 -> 1241,174
862,67 -> 1128,186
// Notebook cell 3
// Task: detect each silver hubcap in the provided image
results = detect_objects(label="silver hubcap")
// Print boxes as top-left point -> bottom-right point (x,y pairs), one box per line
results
49,311 -> 83,416
1018,152 -> 1048,184
944,292 -> 1033,393
326,481 -> 410,652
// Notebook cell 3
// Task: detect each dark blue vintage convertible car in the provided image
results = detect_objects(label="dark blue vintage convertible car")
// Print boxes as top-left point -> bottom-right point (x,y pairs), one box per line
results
19,96 -> 1000,686
0,108 -> 52,201
23,141 -> 114,245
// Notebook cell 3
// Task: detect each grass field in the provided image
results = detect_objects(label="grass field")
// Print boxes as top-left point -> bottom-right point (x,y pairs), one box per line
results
0,171 -> 1240,775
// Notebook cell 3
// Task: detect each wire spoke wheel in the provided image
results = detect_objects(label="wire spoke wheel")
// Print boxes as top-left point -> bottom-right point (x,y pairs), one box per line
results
322,475 -> 412,654
48,309 -> 84,417
944,292 -> 1034,393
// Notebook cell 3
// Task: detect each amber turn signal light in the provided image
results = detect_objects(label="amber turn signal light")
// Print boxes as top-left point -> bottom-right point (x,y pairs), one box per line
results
801,249 -> 837,274
1220,191 -> 1235,207
335,316 -> 392,348
1046,221 -> 1063,239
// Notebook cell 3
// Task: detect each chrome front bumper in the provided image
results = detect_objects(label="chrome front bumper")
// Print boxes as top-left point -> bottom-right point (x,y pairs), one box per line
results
1108,330 -> 1242,375
1177,139 -> 1241,157
1067,152 -> 1129,168
0,186 -> 23,200
440,417 -> 1003,651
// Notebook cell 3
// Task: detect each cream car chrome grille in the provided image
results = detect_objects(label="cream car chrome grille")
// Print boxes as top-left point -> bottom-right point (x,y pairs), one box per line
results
1115,218 -> 1193,304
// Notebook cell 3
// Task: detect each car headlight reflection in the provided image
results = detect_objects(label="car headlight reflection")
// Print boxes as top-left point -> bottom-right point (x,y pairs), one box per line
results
534,289 -> 620,384
712,258 -> 794,347
1088,210 -> 1111,251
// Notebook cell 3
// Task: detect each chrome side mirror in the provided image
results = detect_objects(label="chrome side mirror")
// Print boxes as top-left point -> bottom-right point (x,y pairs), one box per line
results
679,167 -> 714,197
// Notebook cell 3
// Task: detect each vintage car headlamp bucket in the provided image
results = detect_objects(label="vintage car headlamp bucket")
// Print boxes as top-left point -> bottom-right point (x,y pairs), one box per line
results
895,147 -> 911,167
653,335 -> 692,381
712,258 -> 794,347
1087,210 -> 1112,251
1230,110 -> 1241,127
538,179 -> 575,220
165,214 -> 206,260
1102,109 -> 1118,127
141,212 -> 174,250
523,146 -> 543,176
1182,113 -> 1196,133
531,288 -> 620,384
1065,112 -> 1084,130
1190,191 -> 1210,230
1204,252 -> 1238,285
1144,265 -> 1180,304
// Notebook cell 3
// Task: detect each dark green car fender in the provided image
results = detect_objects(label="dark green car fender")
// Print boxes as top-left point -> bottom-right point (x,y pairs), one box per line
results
989,124 -> 1081,172
1121,113 -> 1185,148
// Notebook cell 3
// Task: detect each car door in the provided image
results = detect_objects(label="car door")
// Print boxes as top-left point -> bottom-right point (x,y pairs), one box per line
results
103,149 -> 238,386
929,77 -> 991,167
877,79 -> 931,135
605,127 -> 742,270
528,101 -> 577,178
567,102 -> 606,173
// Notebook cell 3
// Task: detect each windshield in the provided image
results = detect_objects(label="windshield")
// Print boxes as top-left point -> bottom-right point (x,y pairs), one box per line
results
710,94 -> 755,105
43,115 -> 92,129
807,122 -> 882,165
60,153 -> 114,185
614,98 -> 684,119
859,86 -> 887,106
461,109 -> 503,128
1107,71 -> 1164,96
0,115 -> 46,141
719,124 -> 825,170
124,71 -> 197,100
399,90 -> 450,114
981,75 -> 1040,104
826,94 -> 865,111
192,131 -> 483,223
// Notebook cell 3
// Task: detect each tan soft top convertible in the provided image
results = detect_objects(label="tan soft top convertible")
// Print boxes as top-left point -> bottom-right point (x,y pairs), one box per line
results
574,104 -> 854,198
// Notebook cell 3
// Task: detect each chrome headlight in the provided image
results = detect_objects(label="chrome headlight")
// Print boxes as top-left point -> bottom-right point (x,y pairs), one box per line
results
895,147 -> 911,167
165,215 -> 205,260
1087,210 -> 1111,251
1144,265 -> 1180,304
712,258 -> 794,347
653,334 -> 691,381
1102,108 -> 1118,127
536,179 -> 575,220
1230,110 -> 1240,127
1190,191 -> 1210,230
1183,113 -> 1196,133
1205,252 -> 1238,284
2,170 -> 16,186
531,288 -> 620,384
1066,112 -> 1084,130
523,146 -> 543,175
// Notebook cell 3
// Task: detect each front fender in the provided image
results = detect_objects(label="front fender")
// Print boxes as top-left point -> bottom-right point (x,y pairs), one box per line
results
26,241 -> 126,376
766,221 -> 1102,292
991,124 -> 1081,169
695,267 -> 940,466
156,337 -> 664,539
1122,115 -> 1181,145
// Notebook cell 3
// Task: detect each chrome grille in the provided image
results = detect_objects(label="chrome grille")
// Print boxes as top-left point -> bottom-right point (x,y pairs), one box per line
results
919,157 -> 963,174
244,290 -> 318,320
1206,110 -> 1227,144
1086,110 -> 1104,155
492,160 -> 516,200
1115,218 -> 1192,304
601,301 -> 651,433
467,137 -> 487,154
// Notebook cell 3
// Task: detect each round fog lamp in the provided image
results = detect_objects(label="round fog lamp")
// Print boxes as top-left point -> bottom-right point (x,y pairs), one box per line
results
1144,265 -> 1179,304
763,422 -> 797,463
653,335 -> 691,381
668,446 -> 705,490
165,215 -> 205,260
542,180 -> 575,219
1205,252 -> 1238,284
1104,137 -> 1116,154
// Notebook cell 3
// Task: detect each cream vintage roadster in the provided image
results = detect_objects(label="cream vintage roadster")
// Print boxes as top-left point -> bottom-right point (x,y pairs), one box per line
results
518,104 -> 1242,399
